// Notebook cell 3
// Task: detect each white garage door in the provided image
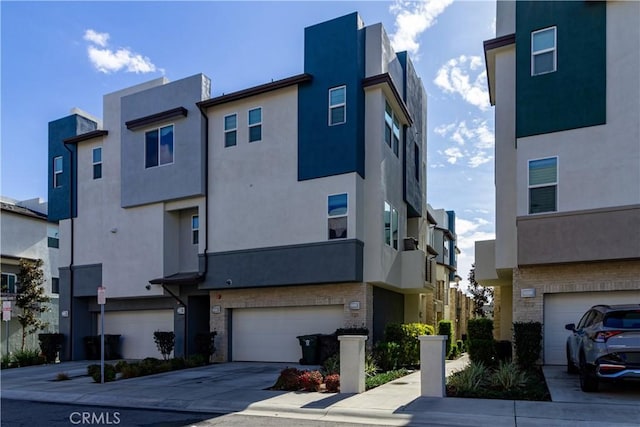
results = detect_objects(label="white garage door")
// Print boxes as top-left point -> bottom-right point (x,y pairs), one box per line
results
102,310 -> 174,359
232,305 -> 344,362
544,291 -> 640,365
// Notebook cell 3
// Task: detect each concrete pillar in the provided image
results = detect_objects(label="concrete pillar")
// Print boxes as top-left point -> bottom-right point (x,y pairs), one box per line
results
338,335 -> 367,393
419,335 -> 447,397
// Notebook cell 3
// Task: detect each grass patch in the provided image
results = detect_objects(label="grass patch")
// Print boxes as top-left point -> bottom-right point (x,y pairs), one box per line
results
365,368 -> 410,390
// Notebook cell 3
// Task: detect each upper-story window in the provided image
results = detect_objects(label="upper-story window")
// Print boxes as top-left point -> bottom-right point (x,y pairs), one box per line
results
528,157 -> 558,214
92,147 -> 102,179
191,215 -> 199,245
384,201 -> 399,249
384,101 -> 400,157
531,26 -> 556,76
1,273 -> 17,294
224,114 -> 237,147
47,226 -> 59,248
53,156 -> 63,188
51,277 -> 59,294
329,86 -> 346,126
248,108 -> 262,142
328,193 -> 347,239
414,143 -> 420,181
145,125 -> 174,168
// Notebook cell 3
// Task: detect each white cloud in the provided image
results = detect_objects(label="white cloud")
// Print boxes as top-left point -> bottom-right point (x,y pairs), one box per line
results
468,152 -> 492,168
443,147 -> 464,164
84,29 -> 109,47
434,119 -> 495,168
388,0 -> 454,58
452,216 -> 495,290
434,55 -> 490,110
84,29 -> 158,74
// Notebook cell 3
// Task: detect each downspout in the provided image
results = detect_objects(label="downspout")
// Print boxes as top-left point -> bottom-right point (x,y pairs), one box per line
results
197,102 -> 209,280
62,141 -> 75,361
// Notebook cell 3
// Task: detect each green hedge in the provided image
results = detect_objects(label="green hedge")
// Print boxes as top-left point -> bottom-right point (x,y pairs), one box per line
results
513,322 -> 542,369
438,320 -> 454,358
467,318 -> 496,366
467,318 -> 494,340
379,323 -> 434,368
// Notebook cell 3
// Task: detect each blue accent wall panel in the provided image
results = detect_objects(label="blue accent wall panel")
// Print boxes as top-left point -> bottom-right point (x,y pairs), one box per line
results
298,12 -> 366,181
48,114 -> 97,221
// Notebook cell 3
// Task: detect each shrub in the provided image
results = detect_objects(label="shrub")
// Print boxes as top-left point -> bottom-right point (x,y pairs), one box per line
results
383,322 -> 434,367
373,341 -> 401,372
88,363 -> 116,383
114,360 -> 128,373
467,318 -> 494,340
194,331 -> 217,361
299,370 -> 323,392
457,340 -> 465,353
324,374 -> 340,392
55,372 -> 70,381
491,361 -> 528,390
273,367 -> 302,390
13,348 -> 44,367
438,320 -> 454,358
139,357 -> 162,375
365,368 -> 409,390
170,357 -> 187,370
153,331 -> 175,360
120,363 -> 141,379
38,333 -> 64,363
513,322 -> 542,369
186,353 -> 207,367
468,339 -> 497,367
447,362 -> 489,393
321,353 -> 339,376
365,352 -> 379,377
496,340 -> 513,362
1,353 -> 12,369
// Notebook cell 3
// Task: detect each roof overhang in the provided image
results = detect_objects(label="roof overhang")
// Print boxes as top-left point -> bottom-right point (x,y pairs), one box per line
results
149,272 -> 204,286
362,73 -> 413,126
483,33 -> 515,106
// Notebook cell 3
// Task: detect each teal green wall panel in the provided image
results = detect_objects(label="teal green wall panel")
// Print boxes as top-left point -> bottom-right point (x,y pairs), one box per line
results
516,1 -> 606,137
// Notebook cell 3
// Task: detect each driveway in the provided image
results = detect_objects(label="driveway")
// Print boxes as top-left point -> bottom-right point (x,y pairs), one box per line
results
543,365 -> 640,404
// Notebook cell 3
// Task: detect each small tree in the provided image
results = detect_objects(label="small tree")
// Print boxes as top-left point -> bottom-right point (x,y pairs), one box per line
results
153,331 -> 175,360
467,264 -> 494,318
16,259 -> 50,351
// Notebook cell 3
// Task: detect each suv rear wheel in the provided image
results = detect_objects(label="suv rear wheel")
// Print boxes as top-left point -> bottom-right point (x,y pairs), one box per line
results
579,352 -> 598,392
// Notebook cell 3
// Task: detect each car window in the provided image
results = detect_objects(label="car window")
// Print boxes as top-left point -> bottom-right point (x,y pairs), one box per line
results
604,310 -> 640,329
577,310 -> 593,329
591,311 -> 604,326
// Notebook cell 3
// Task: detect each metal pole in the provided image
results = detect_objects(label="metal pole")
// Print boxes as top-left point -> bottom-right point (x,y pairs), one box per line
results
100,303 -> 104,384
5,321 -> 9,356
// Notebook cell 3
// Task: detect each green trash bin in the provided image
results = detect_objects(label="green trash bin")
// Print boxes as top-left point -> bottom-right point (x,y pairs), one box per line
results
296,334 -> 320,365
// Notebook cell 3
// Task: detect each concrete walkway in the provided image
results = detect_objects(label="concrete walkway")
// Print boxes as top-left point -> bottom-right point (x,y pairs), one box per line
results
2,355 -> 639,426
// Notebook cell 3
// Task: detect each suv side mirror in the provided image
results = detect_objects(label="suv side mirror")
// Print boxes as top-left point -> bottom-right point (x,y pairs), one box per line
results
565,323 -> 576,331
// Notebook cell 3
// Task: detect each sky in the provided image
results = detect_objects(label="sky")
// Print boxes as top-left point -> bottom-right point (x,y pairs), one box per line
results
1,0 -> 497,290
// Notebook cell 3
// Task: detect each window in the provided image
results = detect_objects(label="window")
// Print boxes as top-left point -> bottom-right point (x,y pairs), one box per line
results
224,114 -> 237,147
532,27 -> 556,75
1,273 -> 17,294
328,193 -> 347,239
191,215 -> 199,245
384,202 -> 399,249
92,147 -> 102,179
248,108 -> 262,142
329,86 -> 346,126
384,101 -> 401,157
52,278 -> 59,294
414,143 -> 420,181
47,226 -> 59,248
145,125 -> 174,168
529,157 -> 557,214
53,156 -> 63,188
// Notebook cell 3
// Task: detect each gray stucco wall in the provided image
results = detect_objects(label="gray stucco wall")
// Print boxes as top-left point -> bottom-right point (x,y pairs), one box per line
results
202,239 -> 364,289
121,74 -> 209,207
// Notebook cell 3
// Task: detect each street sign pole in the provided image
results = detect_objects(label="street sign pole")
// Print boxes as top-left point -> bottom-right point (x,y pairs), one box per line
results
97,287 -> 106,384
3,301 -> 11,356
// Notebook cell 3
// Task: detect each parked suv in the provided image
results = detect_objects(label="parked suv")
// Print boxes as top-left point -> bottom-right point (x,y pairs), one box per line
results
565,304 -> 640,392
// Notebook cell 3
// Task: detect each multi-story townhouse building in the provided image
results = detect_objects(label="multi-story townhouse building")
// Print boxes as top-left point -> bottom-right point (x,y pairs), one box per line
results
49,13 -> 433,362
1,196 -> 59,354
476,1 -> 640,365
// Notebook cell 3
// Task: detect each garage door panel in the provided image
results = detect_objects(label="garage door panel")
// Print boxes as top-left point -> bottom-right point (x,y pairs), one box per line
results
544,291 -> 640,365
102,310 -> 174,360
232,306 -> 344,363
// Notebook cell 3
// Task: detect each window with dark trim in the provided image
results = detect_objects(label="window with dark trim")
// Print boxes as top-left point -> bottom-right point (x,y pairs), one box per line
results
384,201 -> 399,249
532,26 -> 557,76
53,156 -> 63,188
248,108 -> 262,142
52,278 -> 59,294
1,273 -> 17,294
328,193 -> 347,239
47,226 -> 59,248
191,215 -> 199,245
528,157 -> 558,214
224,114 -> 237,147
145,125 -> 174,168
384,101 -> 400,157
329,86 -> 346,126
92,147 -> 102,179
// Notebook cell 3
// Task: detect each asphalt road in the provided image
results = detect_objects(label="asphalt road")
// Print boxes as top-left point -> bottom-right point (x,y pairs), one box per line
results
0,399 -> 221,427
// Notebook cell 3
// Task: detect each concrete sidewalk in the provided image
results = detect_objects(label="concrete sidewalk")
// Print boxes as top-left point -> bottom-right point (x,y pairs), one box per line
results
2,355 -> 639,426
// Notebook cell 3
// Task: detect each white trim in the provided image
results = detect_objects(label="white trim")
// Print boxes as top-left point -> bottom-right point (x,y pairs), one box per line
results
53,156 -> 63,188
191,214 -> 199,245
328,85 -> 346,126
1,272 -> 17,293
92,146 -> 102,180
527,155 -> 559,214
144,123 -> 175,169
224,112 -> 238,147
327,192 -> 348,240
248,106 -> 262,143
531,26 -> 557,76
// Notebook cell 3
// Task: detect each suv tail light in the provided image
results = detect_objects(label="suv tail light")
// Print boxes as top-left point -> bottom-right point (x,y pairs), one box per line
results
598,364 -> 626,375
591,330 -> 623,342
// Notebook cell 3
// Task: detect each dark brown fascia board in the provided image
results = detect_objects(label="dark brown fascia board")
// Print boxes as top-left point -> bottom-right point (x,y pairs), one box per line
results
63,130 -> 108,145
198,73 -> 313,109
362,73 -> 413,126
483,33 -> 515,106
125,107 -> 188,130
